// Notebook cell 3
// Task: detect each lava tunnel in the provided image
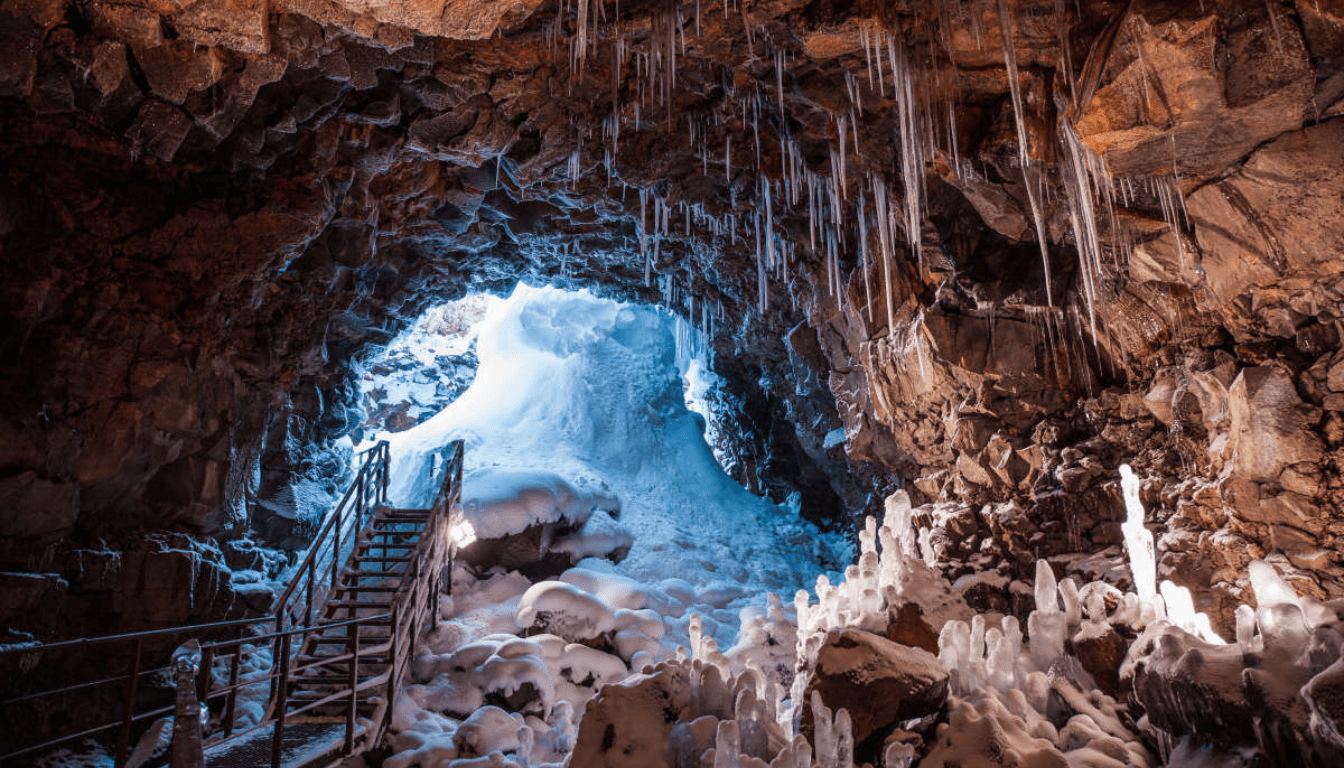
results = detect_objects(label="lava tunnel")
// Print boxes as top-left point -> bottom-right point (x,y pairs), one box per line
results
3,0 -> 1344,766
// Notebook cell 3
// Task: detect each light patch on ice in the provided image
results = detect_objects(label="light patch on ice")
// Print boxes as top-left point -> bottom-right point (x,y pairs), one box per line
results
822,427 -> 846,451
450,520 -> 477,548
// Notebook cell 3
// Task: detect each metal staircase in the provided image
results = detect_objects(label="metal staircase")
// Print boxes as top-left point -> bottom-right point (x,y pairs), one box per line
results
0,440 -> 465,768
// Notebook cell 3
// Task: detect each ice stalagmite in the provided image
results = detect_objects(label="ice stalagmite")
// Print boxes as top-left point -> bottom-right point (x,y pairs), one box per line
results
1118,464 -> 1156,601
714,720 -> 741,768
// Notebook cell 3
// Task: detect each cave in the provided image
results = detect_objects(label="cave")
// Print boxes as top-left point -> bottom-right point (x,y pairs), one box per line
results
4,0 -> 1344,766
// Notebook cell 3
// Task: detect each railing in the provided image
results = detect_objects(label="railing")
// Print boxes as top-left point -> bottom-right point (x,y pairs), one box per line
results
211,611 -> 392,767
377,439 -> 463,739
274,441 -> 390,634
0,439 -> 395,768
0,616 -> 267,766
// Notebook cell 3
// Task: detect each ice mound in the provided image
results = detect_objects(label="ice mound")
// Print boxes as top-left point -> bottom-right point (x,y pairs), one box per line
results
461,468 -> 604,539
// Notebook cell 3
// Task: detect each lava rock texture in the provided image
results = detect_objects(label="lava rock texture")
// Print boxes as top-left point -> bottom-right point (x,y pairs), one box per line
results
3,0 -> 1344,636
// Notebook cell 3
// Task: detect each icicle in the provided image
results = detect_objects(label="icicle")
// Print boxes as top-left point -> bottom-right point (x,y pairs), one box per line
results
887,30 -> 926,266
640,188 -> 652,285
837,115 -> 847,198
575,0 -> 590,78
725,135 -> 732,187
998,0 -> 1055,307
857,191 -> 873,324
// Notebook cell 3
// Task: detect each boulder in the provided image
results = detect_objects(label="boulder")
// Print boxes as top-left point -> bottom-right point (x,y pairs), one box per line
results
568,666 -> 690,768
1068,622 -> 1128,698
885,601 -> 942,655
801,629 -> 949,758
1124,624 -> 1255,744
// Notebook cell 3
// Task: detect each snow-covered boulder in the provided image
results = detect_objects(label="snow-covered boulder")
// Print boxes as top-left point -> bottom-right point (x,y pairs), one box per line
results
800,628 -> 949,759
457,468 -> 629,578
919,694 -> 1069,768
453,705 -> 527,758
515,581 -> 618,644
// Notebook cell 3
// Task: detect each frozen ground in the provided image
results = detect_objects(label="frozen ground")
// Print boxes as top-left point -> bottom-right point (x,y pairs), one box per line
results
373,285 -> 849,767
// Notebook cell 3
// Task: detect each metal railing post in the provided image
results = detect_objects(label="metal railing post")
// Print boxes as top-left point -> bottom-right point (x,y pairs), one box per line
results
345,620 -> 359,755
381,442 -> 389,502
304,564 -> 314,627
356,472 -> 365,527
270,632 -> 292,768
114,637 -> 144,768
223,626 -> 243,737
384,605 -> 399,734
195,644 -> 214,709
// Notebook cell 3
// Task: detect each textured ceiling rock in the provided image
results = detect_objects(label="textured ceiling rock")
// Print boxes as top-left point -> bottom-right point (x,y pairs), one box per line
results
3,0 -> 1344,636
1074,1 -> 1314,182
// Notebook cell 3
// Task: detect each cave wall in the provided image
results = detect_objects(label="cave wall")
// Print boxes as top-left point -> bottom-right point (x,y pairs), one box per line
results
2,0 -> 1344,636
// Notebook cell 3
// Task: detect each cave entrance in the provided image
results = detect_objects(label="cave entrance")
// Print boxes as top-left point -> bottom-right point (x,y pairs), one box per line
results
346,282 -> 846,586
353,284 -> 729,482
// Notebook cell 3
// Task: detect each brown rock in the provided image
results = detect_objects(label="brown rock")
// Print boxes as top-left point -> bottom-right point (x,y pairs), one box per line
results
1224,367 -> 1325,485
801,629 -> 948,753
1068,621 -> 1128,697
1075,3 -> 1313,181
569,665 -> 690,768
885,601 -> 941,655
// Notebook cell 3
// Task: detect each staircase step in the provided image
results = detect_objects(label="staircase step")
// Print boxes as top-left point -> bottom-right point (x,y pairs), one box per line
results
340,570 -> 407,578
352,556 -> 414,562
295,656 -> 391,669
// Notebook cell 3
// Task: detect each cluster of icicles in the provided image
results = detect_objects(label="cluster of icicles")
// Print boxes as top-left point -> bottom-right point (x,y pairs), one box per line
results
671,608 -> 905,768
546,0 -> 1201,353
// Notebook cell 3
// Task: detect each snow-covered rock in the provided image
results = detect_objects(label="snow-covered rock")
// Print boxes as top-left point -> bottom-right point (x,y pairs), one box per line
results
515,581 -> 618,644
800,628 -> 949,757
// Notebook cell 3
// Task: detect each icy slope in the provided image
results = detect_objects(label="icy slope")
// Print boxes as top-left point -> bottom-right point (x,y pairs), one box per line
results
380,284 -> 845,648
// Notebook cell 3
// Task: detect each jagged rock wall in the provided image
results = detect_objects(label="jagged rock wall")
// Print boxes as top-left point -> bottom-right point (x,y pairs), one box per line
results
2,0 -> 1344,636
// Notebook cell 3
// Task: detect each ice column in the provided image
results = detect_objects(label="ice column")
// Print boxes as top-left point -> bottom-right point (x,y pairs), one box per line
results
1119,464 -> 1156,601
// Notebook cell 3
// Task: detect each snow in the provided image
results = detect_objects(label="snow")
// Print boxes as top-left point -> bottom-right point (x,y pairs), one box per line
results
375,285 -> 844,768
460,468 -> 599,540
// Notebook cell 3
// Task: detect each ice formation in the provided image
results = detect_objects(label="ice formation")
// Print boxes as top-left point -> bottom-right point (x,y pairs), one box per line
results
357,287 -> 1344,768
373,286 -> 843,768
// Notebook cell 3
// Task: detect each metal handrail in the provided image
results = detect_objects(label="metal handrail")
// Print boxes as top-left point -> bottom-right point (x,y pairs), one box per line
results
273,441 -> 390,633
0,441 -> 397,768
0,617 -> 262,660
0,611 -> 389,766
